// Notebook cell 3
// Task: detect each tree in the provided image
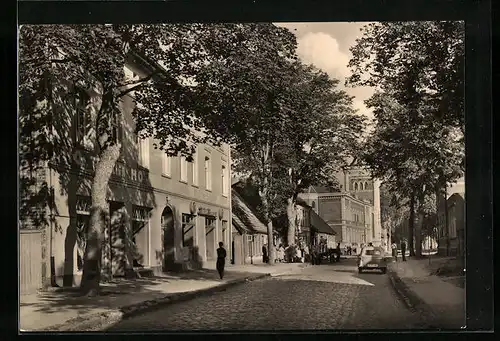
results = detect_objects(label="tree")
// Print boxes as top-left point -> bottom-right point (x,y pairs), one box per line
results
275,64 -> 364,247
195,23 -> 299,264
347,22 -> 464,258
20,24 -> 286,293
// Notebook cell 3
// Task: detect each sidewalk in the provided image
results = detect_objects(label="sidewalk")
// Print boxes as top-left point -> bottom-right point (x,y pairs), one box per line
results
20,262 -> 307,332
388,257 -> 465,329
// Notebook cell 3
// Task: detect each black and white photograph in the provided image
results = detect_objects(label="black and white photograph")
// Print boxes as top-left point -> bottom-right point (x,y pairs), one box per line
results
18,20 -> 469,332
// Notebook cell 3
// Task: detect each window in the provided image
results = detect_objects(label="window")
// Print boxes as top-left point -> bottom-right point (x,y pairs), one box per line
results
364,182 -> 369,190
162,153 -> 171,177
75,195 -> 91,271
132,206 -> 150,236
360,182 -> 364,190
137,136 -> 150,169
205,156 -> 212,190
192,153 -> 198,186
311,201 -> 316,209
354,182 -> 358,191
111,112 -> 123,145
221,164 -> 228,196
180,157 -> 188,182
74,87 -> 94,150
221,220 -> 228,246
182,214 -> 195,248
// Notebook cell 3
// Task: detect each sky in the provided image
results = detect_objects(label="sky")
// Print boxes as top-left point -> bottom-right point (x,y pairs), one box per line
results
275,22 -> 375,124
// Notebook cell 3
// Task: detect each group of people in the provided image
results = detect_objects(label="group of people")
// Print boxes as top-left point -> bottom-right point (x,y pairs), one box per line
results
391,241 -> 407,262
261,243 -> 287,263
343,245 -> 358,255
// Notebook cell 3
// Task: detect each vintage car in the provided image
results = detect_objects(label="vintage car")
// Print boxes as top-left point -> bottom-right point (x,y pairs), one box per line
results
358,246 -> 387,274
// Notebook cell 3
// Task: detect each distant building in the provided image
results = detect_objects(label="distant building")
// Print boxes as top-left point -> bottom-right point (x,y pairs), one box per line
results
296,198 -> 336,249
298,161 -> 382,249
437,177 -> 465,257
231,187 -> 269,265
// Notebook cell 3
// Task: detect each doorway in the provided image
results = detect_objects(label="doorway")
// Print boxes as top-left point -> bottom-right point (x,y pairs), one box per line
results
161,206 -> 175,271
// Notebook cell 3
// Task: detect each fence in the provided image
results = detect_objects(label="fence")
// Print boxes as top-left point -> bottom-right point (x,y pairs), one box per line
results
20,230 -> 43,294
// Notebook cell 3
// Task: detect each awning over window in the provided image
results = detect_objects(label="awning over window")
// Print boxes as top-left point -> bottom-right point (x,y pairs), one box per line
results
231,189 -> 268,235
310,209 -> 336,235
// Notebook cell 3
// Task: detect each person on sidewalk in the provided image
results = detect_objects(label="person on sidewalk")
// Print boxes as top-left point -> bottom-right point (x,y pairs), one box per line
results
400,241 -> 407,262
336,242 -> 341,262
262,243 -> 268,263
216,242 -> 227,280
391,242 -> 398,261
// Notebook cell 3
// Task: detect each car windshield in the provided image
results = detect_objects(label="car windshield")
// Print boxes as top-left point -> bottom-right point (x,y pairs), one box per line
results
364,248 -> 382,256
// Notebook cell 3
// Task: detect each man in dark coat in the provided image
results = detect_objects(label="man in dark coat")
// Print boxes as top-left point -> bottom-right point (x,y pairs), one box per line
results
336,243 -> 341,262
262,243 -> 268,263
401,241 -> 407,262
216,242 -> 227,279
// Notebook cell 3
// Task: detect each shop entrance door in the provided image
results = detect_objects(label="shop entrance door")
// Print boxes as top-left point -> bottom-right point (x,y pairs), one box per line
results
161,206 -> 175,271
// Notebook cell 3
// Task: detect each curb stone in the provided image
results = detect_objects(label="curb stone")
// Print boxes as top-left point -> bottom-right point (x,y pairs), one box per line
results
387,265 -> 439,328
38,273 -> 270,332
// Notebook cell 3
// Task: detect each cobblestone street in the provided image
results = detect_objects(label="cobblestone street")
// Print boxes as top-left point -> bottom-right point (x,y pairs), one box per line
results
108,259 -> 427,331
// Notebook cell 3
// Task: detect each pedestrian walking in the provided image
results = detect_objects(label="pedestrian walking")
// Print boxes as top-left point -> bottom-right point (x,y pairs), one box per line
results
216,242 -> 227,280
401,241 -> 407,262
262,243 -> 268,263
336,242 -> 341,262
391,242 -> 398,261
278,244 -> 285,263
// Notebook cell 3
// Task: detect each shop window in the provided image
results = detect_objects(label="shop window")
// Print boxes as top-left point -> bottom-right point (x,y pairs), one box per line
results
75,196 -> 91,271
182,214 -> 195,248
131,206 -> 150,241
205,217 -> 216,260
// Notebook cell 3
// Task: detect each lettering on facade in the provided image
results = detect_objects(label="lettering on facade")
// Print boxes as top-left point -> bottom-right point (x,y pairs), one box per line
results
198,207 -> 216,217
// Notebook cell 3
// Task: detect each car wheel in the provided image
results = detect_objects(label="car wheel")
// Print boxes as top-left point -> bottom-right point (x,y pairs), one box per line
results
358,267 -> 363,274
381,268 -> 387,274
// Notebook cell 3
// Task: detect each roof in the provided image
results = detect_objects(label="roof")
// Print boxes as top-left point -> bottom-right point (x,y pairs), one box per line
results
231,189 -> 268,234
296,197 -> 310,207
310,209 -> 336,235
311,186 -> 338,193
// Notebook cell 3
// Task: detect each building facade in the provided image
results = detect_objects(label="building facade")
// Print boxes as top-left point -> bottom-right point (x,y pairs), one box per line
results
20,57 -> 232,288
299,189 -> 372,249
231,189 -> 269,265
437,191 -> 465,257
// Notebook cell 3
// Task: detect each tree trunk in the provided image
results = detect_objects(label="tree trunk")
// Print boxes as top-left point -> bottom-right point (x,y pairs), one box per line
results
267,220 -> 275,264
80,144 -> 121,296
286,197 -> 297,247
408,192 -> 416,257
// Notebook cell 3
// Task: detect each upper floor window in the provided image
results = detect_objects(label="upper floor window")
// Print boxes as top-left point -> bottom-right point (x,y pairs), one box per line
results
364,182 -> 369,190
205,156 -> 212,191
311,201 -> 316,209
180,156 -> 188,183
354,182 -> 358,191
221,164 -> 228,196
74,87 -> 94,150
162,153 -> 171,177
192,152 -> 199,186
137,135 -> 150,169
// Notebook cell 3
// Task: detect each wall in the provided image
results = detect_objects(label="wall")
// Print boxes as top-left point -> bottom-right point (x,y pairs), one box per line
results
318,196 -> 341,223
40,60 -> 232,285
20,230 -> 44,294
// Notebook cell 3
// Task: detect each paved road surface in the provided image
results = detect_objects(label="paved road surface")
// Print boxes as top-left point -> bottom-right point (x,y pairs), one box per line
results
108,259 -> 427,331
